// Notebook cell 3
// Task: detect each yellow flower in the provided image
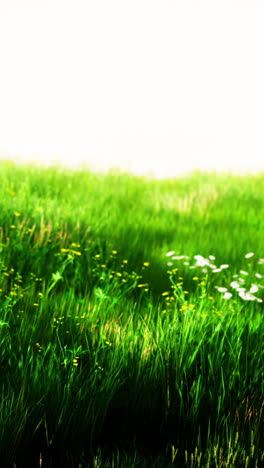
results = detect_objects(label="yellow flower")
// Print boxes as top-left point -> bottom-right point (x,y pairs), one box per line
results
143,262 -> 150,267
71,250 -> 81,256
14,211 -> 21,216
161,291 -> 170,296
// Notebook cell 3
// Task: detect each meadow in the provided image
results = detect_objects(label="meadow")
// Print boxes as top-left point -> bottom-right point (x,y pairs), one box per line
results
0,160 -> 263,467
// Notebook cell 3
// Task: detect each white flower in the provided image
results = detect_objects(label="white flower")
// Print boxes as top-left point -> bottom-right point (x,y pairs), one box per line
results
240,270 -> 249,276
183,262 -> 190,265
166,251 -> 175,257
172,255 -> 185,260
194,255 -> 216,269
223,292 -> 232,299
239,291 -> 256,301
245,252 -> 254,258
194,255 -> 208,267
255,273 -> 262,279
230,281 -> 240,289
220,264 -> 229,269
257,298 -> 263,303
209,255 -> 216,260
258,259 -> 264,264
212,268 -> 222,273
237,287 -> 246,292
215,286 -> 228,292
167,262 -> 173,266
238,278 -> 246,283
250,284 -> 259,293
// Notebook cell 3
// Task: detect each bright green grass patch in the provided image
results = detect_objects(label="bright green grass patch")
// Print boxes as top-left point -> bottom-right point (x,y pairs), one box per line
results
0,161 -> 263,466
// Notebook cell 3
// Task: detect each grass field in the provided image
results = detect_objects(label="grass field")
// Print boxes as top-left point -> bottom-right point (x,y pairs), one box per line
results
0,160 -> 263,467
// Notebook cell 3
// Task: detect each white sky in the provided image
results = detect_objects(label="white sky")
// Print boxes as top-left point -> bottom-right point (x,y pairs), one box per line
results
0,0 -> 264,178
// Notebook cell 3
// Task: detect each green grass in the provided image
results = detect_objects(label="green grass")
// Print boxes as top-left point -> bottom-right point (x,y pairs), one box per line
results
0,160 -> 263,467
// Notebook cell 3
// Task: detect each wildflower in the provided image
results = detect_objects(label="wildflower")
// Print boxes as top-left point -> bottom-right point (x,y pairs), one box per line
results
143,262 -> 149,266
223,292 -> 232,299
167,262 -> 173,266
249,284 -> 258,293
245,252 -> 254,258
137,283 -> 148,288
166,251 -> 175,257
212,268 -> 222,273
209,255 -> 215,260
255,273 -> 262,278
161,291 -> 170,296
240,270 -> 249,275
239,291 -> 256,301
230,281 -> 240,289
215,286 -> 228,292
220,264 -> 229,269
238,277 -> 245,283
14,212 -> 21,216
194,255 -> 207,267
71,250 -> 81,256
123,260 -> 128,264
112,250 -> 117,254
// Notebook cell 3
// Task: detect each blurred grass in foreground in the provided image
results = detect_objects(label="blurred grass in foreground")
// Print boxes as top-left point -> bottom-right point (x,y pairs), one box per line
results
0,160 -> 263,467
